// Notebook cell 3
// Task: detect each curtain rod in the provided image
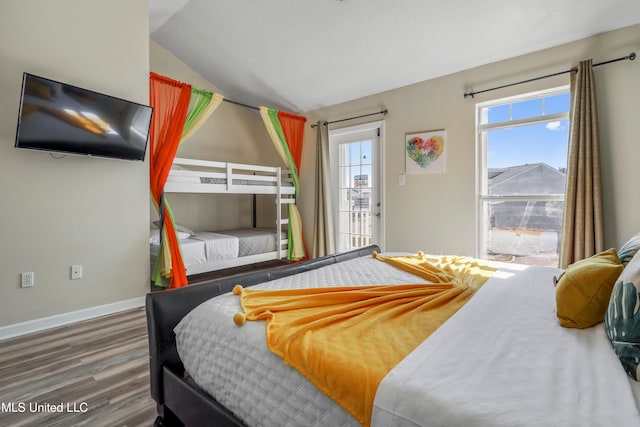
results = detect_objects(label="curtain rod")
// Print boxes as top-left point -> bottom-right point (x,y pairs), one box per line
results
463,52 -> 636,99
311,109 -> 389,128
222,98 -> 390,128
223,98 -> 260,111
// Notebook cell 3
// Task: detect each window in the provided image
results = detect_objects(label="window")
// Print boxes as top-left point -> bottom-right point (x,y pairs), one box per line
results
476,87 -> 570,267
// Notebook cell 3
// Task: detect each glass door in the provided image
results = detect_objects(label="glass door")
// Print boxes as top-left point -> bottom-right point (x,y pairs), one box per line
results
330,122 -> 384,252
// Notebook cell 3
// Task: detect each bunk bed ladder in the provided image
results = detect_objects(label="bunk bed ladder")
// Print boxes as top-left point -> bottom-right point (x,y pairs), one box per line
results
275,167 -> 297,260
276,168 -> 283,259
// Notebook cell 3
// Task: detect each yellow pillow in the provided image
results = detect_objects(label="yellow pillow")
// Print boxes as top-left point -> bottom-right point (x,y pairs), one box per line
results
555,248 -> 623,329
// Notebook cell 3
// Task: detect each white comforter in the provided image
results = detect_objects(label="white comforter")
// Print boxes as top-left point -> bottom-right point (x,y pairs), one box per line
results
372,263 -> 640,427
175,255 -> 640,427
175,255 -> 427,427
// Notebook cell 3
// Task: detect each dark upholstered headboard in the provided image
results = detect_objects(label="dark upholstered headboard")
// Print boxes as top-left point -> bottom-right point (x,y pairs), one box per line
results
145,245 -> 380,406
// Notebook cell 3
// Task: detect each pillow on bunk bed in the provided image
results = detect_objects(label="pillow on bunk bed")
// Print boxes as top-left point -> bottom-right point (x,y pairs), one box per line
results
554,248 -> 623,329
149,229 -> 192,245
605,250 -> 640,380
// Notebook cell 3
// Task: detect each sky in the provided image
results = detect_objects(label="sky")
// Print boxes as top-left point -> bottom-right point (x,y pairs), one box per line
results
486,92 -> 570,170
340,141 -> 373,189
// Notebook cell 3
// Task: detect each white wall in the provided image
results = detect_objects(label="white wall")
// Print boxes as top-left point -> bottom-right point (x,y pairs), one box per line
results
0,1 -> 150,327
301,24 -> 640,256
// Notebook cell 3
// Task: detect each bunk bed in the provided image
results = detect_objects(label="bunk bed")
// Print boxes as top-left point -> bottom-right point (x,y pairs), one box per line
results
150,157 -> 295,276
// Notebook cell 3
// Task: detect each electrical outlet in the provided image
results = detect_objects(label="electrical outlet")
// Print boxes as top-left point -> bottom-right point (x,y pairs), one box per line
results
71,265 -> 83,280
398,174 -> 406,186
21,272 -> 34,288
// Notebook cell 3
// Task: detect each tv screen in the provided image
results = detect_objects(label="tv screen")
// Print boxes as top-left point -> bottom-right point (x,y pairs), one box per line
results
15,73 -> 153,161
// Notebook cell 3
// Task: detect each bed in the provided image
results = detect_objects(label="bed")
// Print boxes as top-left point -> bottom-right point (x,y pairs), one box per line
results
150,228 -> 288,275
153,157 -> 295,275
145,245 -> 640,427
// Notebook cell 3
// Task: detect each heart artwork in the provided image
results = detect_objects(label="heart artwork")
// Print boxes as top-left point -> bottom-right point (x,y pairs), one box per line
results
406,135 -> 444,168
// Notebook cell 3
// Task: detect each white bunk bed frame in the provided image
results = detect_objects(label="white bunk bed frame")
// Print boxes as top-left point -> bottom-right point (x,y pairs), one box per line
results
161,157 -> 296,275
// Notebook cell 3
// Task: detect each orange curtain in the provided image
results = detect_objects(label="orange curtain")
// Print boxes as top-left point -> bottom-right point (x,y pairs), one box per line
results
277,111 -> 306,171
276,111 -> 308,260
149,72 -> 191,288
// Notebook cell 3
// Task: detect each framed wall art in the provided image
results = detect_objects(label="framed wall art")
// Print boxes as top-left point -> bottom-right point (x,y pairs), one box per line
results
405,129 -> 446,174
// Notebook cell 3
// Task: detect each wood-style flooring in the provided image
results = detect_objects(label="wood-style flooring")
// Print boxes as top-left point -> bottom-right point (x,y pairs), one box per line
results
0,261 -> 287,426
0,308 -> 156,427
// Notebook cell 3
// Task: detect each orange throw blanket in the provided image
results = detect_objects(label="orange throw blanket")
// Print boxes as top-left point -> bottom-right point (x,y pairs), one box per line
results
233,252 -> 497,426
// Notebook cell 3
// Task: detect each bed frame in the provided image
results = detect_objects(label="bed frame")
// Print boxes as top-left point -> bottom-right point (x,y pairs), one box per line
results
156,157 -> 297,275
146,245 -> 380,427
165,157 -> 296,196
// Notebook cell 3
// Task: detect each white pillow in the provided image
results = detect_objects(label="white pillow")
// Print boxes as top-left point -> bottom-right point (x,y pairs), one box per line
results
149,229 -> 191,245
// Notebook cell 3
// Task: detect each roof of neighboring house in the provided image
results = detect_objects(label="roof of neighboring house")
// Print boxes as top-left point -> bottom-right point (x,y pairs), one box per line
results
488,163 -> 564,187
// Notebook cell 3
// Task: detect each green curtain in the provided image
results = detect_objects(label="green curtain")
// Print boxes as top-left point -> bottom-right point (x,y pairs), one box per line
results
259,107 -> 307,261
151,79 -> 224,287
182,88 -> 224,142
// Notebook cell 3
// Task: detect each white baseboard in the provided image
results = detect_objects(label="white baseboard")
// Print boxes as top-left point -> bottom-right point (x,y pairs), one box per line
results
0,297 -> 145,341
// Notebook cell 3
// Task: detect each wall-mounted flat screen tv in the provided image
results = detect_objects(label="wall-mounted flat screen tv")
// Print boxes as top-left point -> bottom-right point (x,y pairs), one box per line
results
14,73 -> 153,161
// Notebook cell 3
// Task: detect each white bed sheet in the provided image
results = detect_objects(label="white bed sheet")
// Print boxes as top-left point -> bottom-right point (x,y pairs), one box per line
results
192,231 -> 239,261
150,237 -> 207,266
150,229 -> 284,273
372,263 -> 640,427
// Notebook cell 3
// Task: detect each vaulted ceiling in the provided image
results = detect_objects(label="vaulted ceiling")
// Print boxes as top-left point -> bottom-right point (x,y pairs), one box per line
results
150,1 -> 640,113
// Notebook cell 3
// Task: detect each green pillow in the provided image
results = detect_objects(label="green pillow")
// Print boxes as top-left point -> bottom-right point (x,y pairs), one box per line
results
555,248 -> 623,329
605,250 -> 640,380
618,232 -> 640,266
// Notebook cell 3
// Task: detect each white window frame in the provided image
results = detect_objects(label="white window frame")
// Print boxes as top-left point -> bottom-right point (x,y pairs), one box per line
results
475,86 -> 570,261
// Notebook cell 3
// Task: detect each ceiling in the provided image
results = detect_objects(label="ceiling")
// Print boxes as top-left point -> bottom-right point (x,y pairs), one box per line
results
150,0 -> 640,113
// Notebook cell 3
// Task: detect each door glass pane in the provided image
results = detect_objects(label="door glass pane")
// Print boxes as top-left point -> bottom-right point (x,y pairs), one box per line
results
338,233 -> 350,251
339,211 -> 350,235
361,140 -> 372,164
336,138 -> 376,251
338,188 -> 351,211
339,166 -> 349,188
360,165 -> 372,183
350,144 -> 360,165
339,144 -> 348,166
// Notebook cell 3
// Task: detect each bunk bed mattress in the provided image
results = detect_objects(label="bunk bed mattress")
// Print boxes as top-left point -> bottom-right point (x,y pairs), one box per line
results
220,228 -> 286,256
192,232 -> 239,261
150,228 -> 286,268
174,255 -> 640,427
150,237 -> 207,266
174,255 -> 431,427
